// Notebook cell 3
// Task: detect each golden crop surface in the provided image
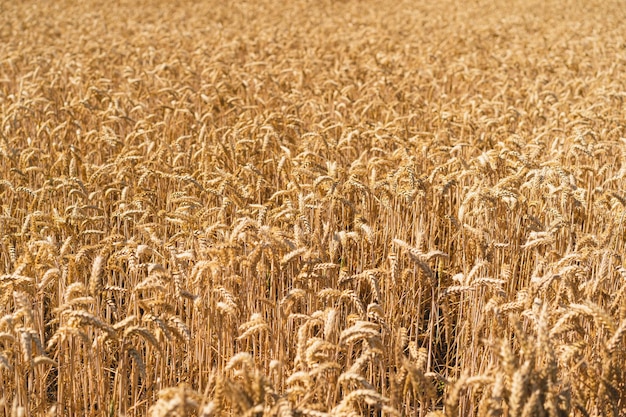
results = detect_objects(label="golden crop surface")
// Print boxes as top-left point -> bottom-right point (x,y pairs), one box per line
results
1,0 -> 626,415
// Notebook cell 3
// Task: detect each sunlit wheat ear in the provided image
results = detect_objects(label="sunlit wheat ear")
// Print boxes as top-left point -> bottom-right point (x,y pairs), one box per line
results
388,251 -> 399,284
509,360 -> 532,417
339,290 -> 366,316
339,321 -> 380,346
89,255 -> 104,296
149,384 -> 203,417
280,288 -> 306,313
237,313 -> 269,341
323,307 -> 339,342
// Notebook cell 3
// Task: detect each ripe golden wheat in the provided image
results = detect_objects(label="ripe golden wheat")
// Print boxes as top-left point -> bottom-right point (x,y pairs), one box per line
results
1,0 -> 626,415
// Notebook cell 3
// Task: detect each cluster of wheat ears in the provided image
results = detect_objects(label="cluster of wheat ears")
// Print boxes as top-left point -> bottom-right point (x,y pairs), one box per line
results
1,0 -> 626,415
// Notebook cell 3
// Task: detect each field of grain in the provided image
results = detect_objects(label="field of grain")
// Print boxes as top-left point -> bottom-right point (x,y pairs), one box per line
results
1,0 -> 626,415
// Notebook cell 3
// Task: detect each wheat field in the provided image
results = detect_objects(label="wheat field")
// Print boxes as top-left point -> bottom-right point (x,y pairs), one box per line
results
1,0 -> 626,415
